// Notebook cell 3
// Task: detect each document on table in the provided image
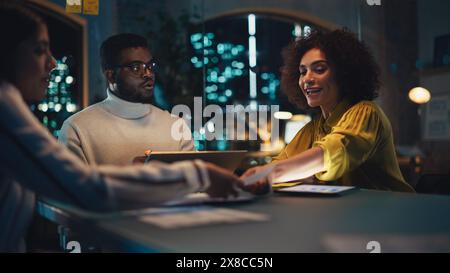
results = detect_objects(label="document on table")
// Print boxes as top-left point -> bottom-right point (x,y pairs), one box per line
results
242,165 -> 275,186
139,207 -> 270,229
242,164 -> 312,185
163,191 -> 256,206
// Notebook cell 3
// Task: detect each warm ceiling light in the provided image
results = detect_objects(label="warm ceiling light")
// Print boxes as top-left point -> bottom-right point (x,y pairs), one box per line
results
274,111 -> 293,120
408,87 -> 431,104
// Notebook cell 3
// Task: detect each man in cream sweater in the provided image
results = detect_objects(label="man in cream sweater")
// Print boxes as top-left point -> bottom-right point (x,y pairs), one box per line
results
59,33 -> 194,165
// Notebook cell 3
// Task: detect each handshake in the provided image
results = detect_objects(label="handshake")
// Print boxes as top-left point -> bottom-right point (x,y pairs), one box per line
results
204,162 -> 275,198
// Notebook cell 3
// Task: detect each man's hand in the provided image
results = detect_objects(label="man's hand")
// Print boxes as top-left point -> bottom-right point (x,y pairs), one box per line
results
204,163 -> 242,198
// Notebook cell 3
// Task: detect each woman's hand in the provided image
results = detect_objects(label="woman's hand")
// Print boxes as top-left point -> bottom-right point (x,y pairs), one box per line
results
240,165 -> 272,195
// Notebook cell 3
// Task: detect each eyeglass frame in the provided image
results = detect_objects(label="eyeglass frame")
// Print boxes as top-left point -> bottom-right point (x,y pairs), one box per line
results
113,60 -> 157,76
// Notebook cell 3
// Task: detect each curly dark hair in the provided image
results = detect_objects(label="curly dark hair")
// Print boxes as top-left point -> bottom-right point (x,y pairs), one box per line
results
100,33 -> 149,72
280,28 -> 380,110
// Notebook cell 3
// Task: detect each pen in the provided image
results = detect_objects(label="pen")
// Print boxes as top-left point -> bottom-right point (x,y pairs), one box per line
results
144,149 -> 152,163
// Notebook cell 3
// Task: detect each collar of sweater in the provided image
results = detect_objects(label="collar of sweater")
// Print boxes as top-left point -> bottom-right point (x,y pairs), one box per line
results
102,89 -> 152,119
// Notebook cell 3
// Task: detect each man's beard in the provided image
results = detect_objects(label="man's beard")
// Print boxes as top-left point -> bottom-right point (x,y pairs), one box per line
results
115,82 -> 154,104
123,91 -> 154,104
135,93 -> 154,104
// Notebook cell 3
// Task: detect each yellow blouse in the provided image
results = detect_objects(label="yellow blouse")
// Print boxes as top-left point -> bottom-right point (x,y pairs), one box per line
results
274,99 -> 414,192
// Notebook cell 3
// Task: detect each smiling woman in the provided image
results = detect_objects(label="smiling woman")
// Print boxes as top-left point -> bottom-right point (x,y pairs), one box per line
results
281,29 -> 380,111
241,29 -> 415,193
298,48 -> 340,119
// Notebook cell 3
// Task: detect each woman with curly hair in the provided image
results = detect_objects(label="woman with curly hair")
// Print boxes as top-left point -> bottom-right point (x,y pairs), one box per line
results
242,29 -> 414,192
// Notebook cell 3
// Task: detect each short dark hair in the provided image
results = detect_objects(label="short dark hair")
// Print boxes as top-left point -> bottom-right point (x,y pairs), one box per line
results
281,28 -> 380,110
100,33 -> 149,71
0,1 -> 45,83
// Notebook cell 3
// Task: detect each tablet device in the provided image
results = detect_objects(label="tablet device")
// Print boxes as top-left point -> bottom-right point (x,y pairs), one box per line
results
275,184 -> 356,195
137,150 -> 248,171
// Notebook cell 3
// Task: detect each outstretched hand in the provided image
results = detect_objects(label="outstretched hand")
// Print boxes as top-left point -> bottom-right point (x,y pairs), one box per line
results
240,166 -> 272,195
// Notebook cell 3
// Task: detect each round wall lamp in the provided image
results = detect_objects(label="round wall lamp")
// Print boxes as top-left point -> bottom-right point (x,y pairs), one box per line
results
408,87 -> 431,104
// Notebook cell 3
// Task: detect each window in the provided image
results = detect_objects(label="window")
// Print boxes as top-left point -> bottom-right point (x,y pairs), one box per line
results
188,13 -> 320,150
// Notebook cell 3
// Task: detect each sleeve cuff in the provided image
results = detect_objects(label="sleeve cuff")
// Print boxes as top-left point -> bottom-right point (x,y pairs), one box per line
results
313,142 -> 342,181
177,160 -> 211,192
193,160 -> 211,191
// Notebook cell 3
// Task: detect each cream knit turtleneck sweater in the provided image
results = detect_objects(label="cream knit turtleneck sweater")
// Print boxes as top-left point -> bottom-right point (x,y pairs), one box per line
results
59,90 -> 194,165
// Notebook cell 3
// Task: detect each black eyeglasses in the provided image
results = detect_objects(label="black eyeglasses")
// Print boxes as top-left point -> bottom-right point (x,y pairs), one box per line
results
115,60 -> 157,76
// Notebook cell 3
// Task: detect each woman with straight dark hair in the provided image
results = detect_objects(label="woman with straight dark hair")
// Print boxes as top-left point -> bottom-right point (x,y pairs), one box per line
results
0,1 -> 243,252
